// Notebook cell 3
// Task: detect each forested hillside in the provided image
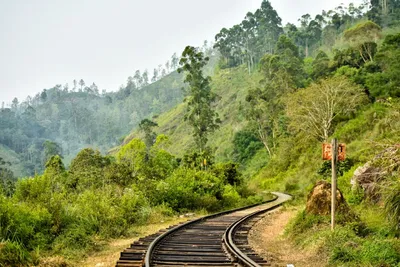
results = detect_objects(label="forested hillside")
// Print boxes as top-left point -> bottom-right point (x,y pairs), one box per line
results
1,0 -> 400,266
0,46 -> 216,178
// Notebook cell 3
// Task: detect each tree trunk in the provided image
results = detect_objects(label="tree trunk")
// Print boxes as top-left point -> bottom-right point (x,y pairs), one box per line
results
305,38 -> 309,57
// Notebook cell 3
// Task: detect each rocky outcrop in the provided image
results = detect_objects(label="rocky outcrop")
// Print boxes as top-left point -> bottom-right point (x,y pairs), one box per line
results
306,180 -> 350,216
351,145 -> 400,202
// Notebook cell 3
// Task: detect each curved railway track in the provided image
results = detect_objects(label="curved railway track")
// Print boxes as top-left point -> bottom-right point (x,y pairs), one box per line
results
116,192 -> 291,267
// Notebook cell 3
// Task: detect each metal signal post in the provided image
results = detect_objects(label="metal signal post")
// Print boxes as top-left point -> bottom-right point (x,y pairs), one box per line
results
322,139 -> 345,231
331,138 -> 338,231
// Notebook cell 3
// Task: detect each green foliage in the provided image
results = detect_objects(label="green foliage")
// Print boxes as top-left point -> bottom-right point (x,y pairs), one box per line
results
147,135 -> 177,180
232,130 -> 263,163
214,0 -> 283,69
366,33 -> 400,98
120,185 -> 150,225
286,210 -> 329,236
68,148 -> 111,190
117,138 -> 147,180
0,197 -> 53,251
344,21 -> 382,63
318,158 -> 355,178
311,50 -> 330,80
154,167 -> 223,212
181,147 -> 215,170
286,209 -> 400,267
42,140 -> 62,167
211,162 -> 243,186
334,103 -> 387,143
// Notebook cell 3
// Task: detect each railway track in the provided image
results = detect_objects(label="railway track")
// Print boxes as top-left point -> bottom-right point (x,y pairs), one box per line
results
116,192 -> 291,267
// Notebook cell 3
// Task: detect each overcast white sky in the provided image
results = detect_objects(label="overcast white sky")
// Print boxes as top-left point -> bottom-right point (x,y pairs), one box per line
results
0,0 -> 363,104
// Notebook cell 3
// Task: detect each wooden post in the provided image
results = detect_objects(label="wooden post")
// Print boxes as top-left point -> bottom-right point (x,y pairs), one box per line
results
331,138 -> 338,231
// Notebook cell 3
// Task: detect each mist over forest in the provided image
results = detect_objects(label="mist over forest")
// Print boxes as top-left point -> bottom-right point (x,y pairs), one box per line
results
0,44 -> 217,177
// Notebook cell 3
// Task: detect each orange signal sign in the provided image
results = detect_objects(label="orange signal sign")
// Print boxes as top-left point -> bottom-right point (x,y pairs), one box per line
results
322,143 -> 332,160
322,143 -> 346,161
338,144 -> 346,161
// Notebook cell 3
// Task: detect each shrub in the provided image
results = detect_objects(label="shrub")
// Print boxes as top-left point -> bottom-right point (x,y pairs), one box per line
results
121,185 -> 150,225
0,197 -> 53,251
0,241 -> 37,267
232,130 -> 263,163
155,167 -> 224,211
286,210 -> 329,237
359,239 -> 400,266
221,184 -> 242,208
383,180 -> 400,232
211,162 -> 243,186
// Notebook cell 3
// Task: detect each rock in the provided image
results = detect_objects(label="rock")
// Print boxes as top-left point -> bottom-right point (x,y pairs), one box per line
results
95,263 -> 105,267
351,145 -> 400,202
306,181 -> 350,216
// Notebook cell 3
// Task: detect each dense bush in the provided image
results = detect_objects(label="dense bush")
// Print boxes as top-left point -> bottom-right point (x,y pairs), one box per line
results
232,130 -> 264,163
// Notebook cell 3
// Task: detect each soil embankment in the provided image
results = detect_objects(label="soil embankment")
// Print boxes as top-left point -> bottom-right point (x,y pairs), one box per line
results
248,207 -> 325,267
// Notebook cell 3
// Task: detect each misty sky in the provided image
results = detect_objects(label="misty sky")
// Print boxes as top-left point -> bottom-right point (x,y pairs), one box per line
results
0,0 -> 363,104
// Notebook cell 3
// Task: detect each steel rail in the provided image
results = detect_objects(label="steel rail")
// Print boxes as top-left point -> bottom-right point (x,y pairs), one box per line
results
223,192 -> 289,266
143,194 -> 278,266
143,192 -> 290,267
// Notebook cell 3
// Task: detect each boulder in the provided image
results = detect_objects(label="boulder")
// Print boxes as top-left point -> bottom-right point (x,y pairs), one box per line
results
351,145 -> 400,202
306,180 -> 350,216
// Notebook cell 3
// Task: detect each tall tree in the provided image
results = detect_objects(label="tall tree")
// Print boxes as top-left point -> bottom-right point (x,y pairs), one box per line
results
134,70 -> 143,88
142,70 -> 149,87
79,79 -> 85,91
298,14 -> 322,57
73,79 -> 77,91
152,68 -> 159,82
171,53 -> 179,70
139,119 -> 158,149
246,35 -> 304,155
344,20 -> 382,63
286,76 -> 368,141
42,140 -> 63,166
11,97 -> 19,111
178,46 -> 221,152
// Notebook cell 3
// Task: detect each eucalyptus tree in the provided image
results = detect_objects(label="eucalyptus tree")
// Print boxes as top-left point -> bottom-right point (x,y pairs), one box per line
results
79,79 -> 85,91
254,0 -> 283,55
142,70 -> 149,87
241,12 -> 258,72
171,53 -> 179,70
214,0 -> 282,69
298,14 -> 322,57
178,46 -> 221,153
151,68 -> 159,82
134,70 -> 143,89
246,35 -> 304,155
139,118 -> 158,149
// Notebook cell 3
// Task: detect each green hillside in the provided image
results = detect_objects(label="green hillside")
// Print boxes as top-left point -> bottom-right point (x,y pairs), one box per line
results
124,65 -> 261,160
